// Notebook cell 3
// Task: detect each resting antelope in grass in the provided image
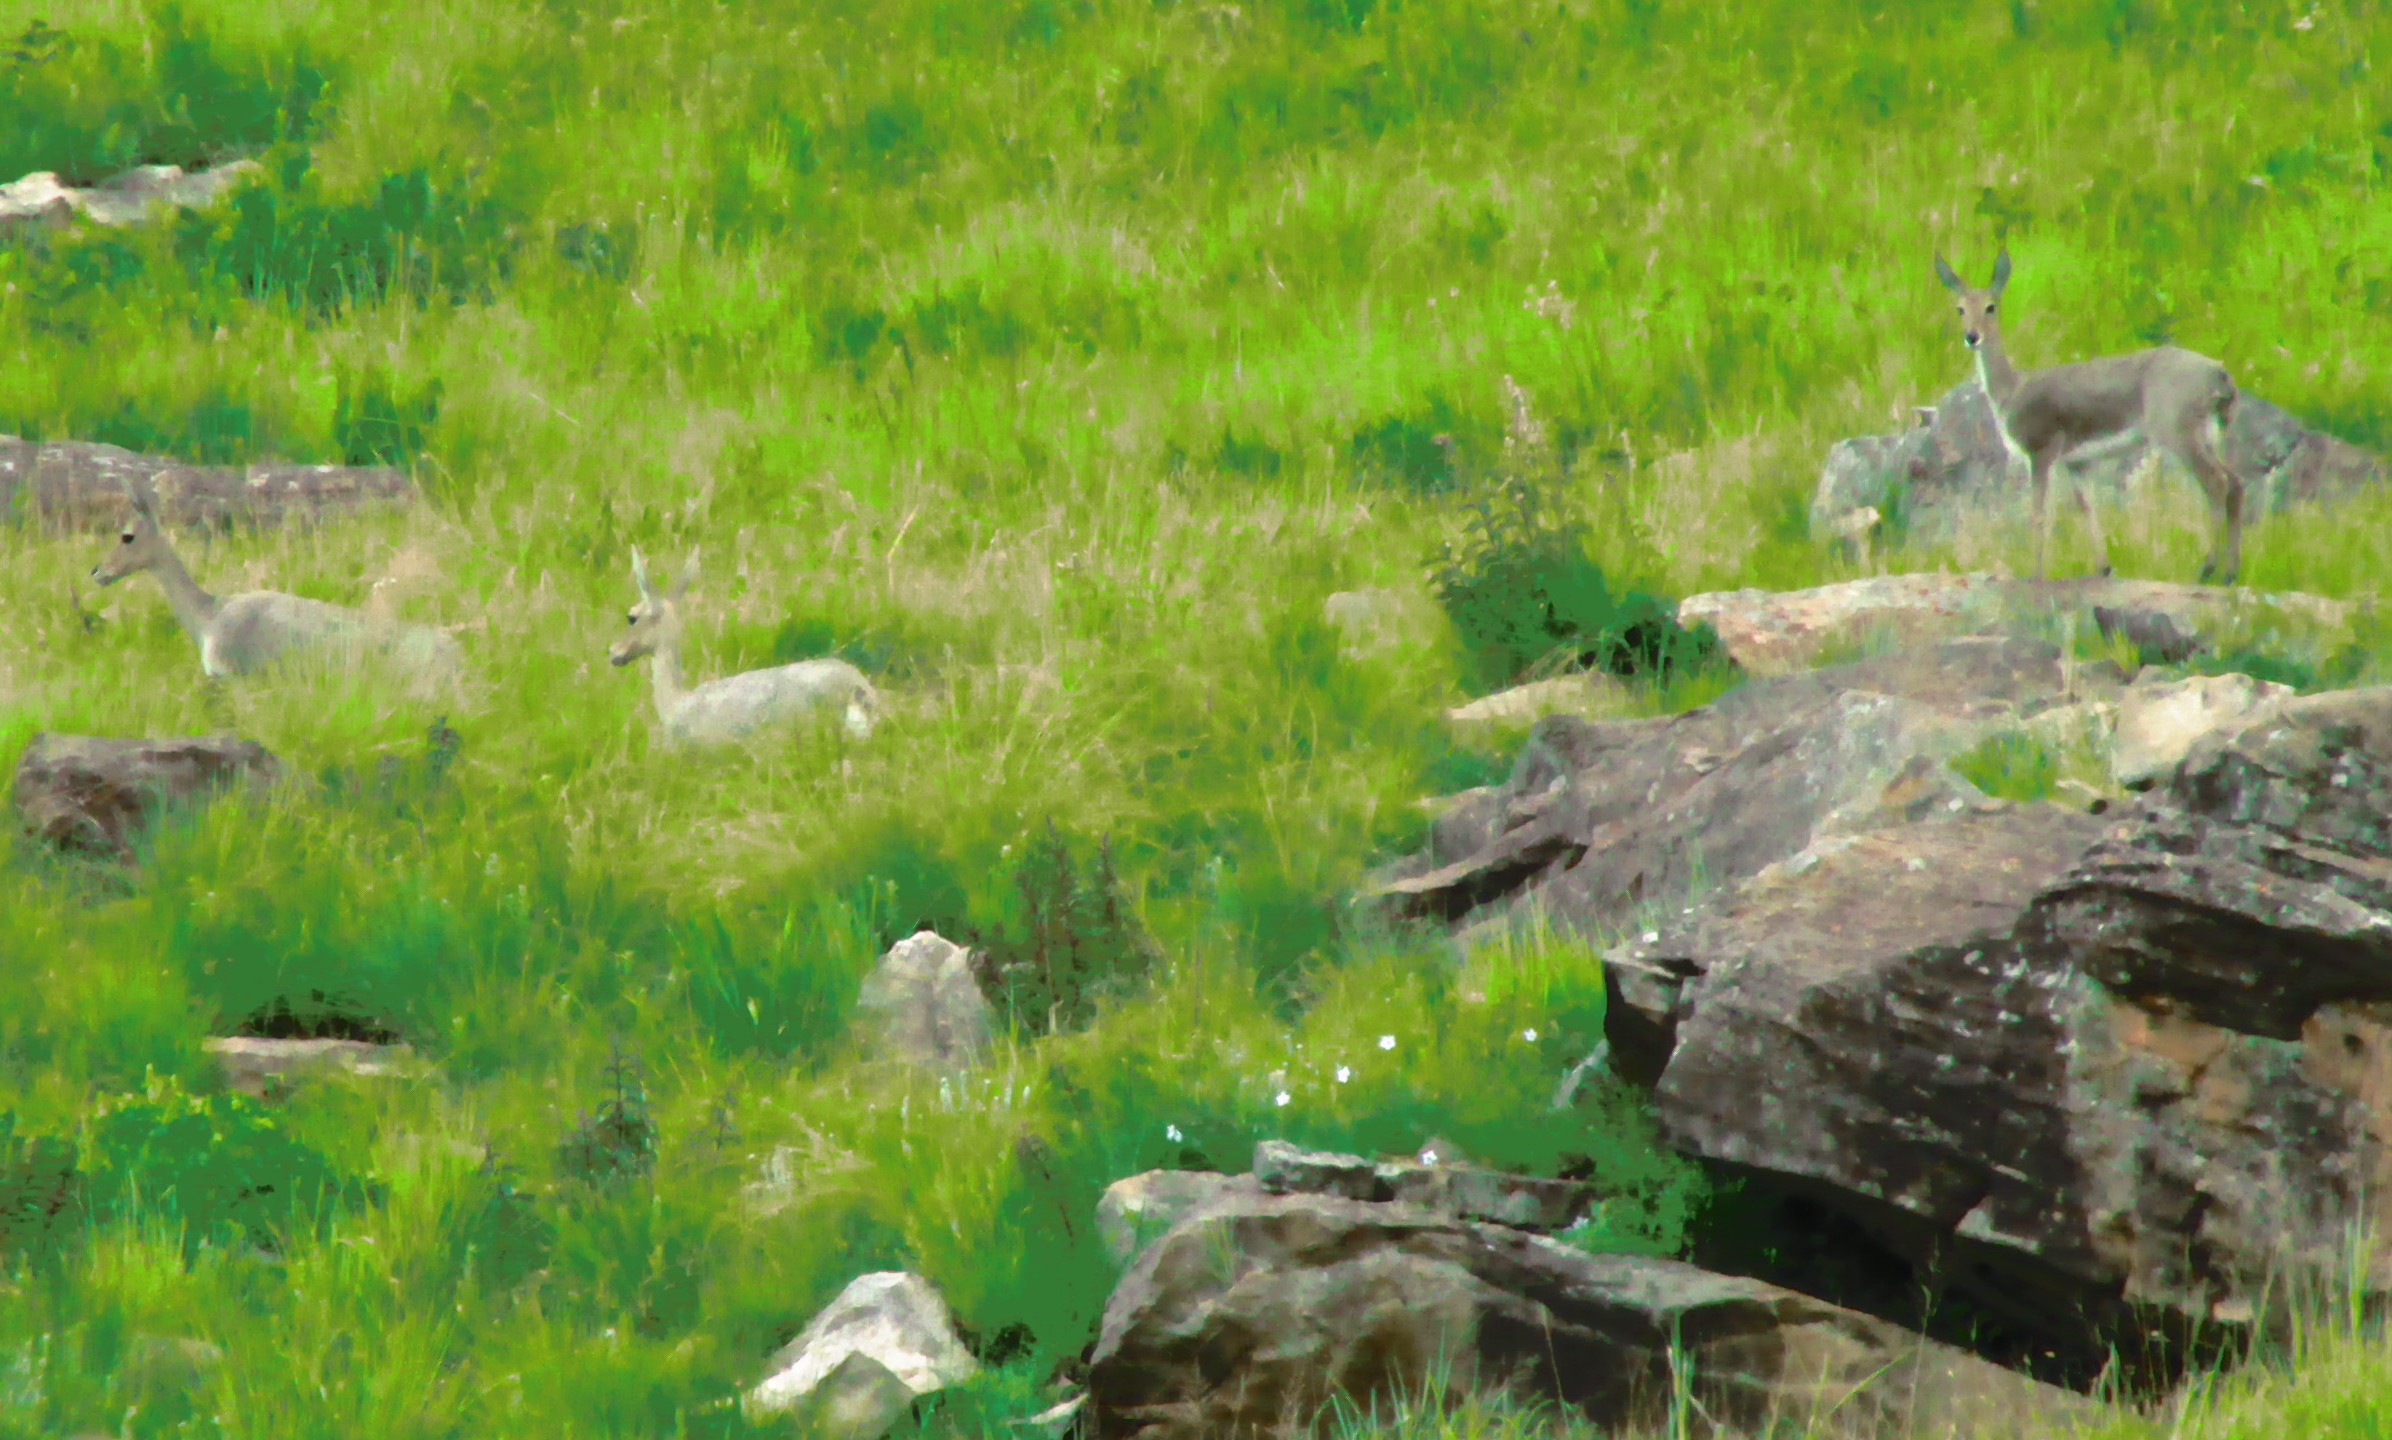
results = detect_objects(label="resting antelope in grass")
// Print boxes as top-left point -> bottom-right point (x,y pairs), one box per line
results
1935,247 -> 2247,584
89,480 -> 463,680
608,547 -> 879,747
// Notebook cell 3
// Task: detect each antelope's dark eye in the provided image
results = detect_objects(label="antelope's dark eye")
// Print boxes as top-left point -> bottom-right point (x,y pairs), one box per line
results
626,612 -> 638,625
120,532 -> 134,544
1987,302 -> 1997,312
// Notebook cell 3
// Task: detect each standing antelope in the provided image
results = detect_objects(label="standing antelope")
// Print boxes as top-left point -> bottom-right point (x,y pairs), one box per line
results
89,480 -> 462,679
1934,247 -> 2246,584
607,547 -> 879,746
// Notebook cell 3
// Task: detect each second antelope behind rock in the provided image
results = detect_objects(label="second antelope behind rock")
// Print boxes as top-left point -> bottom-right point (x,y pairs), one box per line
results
90,481 -> 464,681
607,547 -> 879,747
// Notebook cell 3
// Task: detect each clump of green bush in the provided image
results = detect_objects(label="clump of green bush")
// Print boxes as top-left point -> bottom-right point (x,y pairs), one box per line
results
1428,379 -> 1728,694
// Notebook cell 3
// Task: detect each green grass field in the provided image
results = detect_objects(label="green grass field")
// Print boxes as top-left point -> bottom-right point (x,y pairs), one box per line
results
1,0 -> 2389,1434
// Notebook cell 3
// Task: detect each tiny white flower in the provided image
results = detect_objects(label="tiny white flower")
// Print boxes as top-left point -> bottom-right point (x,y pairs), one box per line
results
1642,930 -> 1659,944
1274,1091 -> 1291,1108
1378,1034 -> 1396,1051
1335,1065 -> 1352,1084
1165,1123 -> 1184,1143
1522,1028 -> 1539,1043
1421,1149 -> 1439,1164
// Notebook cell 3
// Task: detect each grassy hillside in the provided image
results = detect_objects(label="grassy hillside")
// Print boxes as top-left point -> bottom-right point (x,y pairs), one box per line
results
0,0 -> 2388,1434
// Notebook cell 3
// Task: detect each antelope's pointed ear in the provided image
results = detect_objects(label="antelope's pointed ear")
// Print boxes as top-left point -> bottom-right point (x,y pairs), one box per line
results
630,545 -> 656,599
1933,253 -> 1964,293
1990,247 -> 2011,296
670,548 -> 700,599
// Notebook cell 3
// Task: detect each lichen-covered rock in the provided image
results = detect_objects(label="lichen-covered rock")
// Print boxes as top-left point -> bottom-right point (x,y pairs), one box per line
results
11,733 -> 282,860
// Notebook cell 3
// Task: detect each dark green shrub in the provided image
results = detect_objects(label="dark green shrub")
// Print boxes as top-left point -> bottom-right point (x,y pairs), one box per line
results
557,1042 -> 658,1189
82,1071 -> 355,1253
1430,471 -> 1725,693
0,1111 -> 78,1262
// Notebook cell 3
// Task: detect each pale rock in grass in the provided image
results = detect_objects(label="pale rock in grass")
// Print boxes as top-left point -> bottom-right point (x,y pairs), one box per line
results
855,930 -> 992,1072
746,1272 -> 978,1428
1443,672 -> 1624,729
2111,669 -> 2293,790
206,1037 -> 423,1102
0,160 -> 262,231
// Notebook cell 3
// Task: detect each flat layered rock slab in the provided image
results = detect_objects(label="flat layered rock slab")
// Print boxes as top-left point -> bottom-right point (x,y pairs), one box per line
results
1087,1188 -> 2100,1440
1679,571 -> 2350,674
1374,636 -> 2087,933
0,437 -> 415,533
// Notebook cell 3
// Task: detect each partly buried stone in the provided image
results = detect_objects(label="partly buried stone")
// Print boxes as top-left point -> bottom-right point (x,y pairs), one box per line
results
1097,1170 -> 1248,1268
1086,1188 -> 2098,1440
206,1037 -> 422,1102
747,1271 -> 978,1430
0,435 -> 415,534
12,733 -> 282,860
2109,670 -> 2292,789
854,930 -> 991,1071
1605,691 -> 2392,1377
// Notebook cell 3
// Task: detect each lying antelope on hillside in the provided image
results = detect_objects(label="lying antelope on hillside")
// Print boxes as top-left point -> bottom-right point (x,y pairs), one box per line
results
608,547 -> 879,746
89,480 -> 463,679
1935,247 -> 2247,584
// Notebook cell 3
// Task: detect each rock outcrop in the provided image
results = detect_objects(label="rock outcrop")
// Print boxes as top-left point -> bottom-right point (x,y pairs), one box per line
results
1603,686 -> 2392,1380
1087,1187 -> 2098,1439
11,733 -> 282,860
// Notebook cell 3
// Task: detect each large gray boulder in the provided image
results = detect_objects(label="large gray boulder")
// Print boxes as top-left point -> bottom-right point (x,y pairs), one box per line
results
11,733 -> 282,860
1812,375 -> 2384,547
1086,1188 -> 2099,1440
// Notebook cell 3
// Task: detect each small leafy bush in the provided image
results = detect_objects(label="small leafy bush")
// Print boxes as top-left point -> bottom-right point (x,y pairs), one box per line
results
82,1071 -> 356,1253
1430,378 -> 1727,694
972,821 -> 1162,1038
1430,478 -> 1724,694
